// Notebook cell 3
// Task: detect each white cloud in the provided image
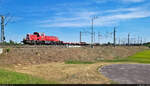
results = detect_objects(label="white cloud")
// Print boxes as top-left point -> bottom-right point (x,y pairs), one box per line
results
94,10 -> 150,26
38,7 -> 150,28
38,11 -> 98,27
112,11 -> 150,19
121,0 -> 145,3
41,22 -> 87,27
94,0 -> 145,3
105,7 -> 140,13
37,1 -> 150,28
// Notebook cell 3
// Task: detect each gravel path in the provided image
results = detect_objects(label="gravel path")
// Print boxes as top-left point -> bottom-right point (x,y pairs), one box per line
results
100,64 -> 150,84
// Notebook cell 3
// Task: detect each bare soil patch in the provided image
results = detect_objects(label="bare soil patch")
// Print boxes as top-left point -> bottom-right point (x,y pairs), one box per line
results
6,62 -> 139,84
8,62 -> 113,84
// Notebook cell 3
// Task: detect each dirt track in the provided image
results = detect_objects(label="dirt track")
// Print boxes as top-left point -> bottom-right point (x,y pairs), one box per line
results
100,64 -> 150,84
8,62 -> 112,84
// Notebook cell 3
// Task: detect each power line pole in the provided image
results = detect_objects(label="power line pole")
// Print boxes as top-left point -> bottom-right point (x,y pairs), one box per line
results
140,37 -> 143,45
1,16 -> 5,43
128,33 -> 130,46
134,38 -> 136,45
113,27 -> 116,47
98,32 -> 100,44
0,14 -> 12,43
80,31 -> 82,43
91,16 -> 98,48
91,18 -> 94,48
137,36 -> 140,45
118,38 -> 121,45
93,32 -> 95,43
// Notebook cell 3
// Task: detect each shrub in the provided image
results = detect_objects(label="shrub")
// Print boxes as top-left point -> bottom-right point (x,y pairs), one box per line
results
65,60 -> 94,64
6,48 -> 10,53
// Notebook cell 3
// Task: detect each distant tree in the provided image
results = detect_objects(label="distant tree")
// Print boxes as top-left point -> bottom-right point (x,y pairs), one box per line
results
9,40 -> 15,45
143,42 -> 150,47
107,42 -> 111,45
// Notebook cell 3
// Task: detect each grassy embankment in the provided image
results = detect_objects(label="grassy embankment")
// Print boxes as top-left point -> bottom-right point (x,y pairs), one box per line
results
0,68 -> 58,84
1,49 -> 150,84
101,50 -> 150,63
65,49 -> 150,64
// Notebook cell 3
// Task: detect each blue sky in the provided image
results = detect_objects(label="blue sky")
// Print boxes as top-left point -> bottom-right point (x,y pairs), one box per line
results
0,0 -> 150,43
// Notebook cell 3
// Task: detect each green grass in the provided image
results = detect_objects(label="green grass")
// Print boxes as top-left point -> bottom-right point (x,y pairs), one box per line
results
65,60 -> 94,64
0,68 -> 58,84
110,80 -> 119,84
102,50 -> 150,63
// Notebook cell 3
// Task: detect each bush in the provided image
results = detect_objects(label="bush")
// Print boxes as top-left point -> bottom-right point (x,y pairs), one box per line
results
65,60 -> 94,64
0,40 -> 21,46
6,48 -> 10,53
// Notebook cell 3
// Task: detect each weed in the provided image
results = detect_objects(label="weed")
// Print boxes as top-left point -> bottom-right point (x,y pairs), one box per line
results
96,57 -> 105,61
0,68 -> 58,84
110,80 -> 119,84
6,48 -> 10,53
35,52 -> 39,55
114,56 -> 121,59
65,60 -> 94,64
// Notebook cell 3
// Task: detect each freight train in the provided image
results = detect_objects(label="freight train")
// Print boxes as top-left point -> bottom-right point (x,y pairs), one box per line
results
23,32 -> 88,46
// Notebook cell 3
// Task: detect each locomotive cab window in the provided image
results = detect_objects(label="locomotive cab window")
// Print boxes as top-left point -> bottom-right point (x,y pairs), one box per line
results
34,32 -> 40,37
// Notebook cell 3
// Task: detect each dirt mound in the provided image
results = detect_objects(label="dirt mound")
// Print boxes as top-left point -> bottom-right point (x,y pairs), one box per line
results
0,46 -> 148,66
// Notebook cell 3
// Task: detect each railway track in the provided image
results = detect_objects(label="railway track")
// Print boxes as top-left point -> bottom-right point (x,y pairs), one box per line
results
0,44 -> 90,48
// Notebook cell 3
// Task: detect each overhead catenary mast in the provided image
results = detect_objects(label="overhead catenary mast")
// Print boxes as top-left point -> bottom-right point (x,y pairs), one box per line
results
93,32 -> 95,43
1,16 -> 5,43
91,16 -> 98,48
0,14 -> 13,43
98,32 -> 100,44
80,31 -> 82,43
113,27 -> 116,47
128,33 -> 130,46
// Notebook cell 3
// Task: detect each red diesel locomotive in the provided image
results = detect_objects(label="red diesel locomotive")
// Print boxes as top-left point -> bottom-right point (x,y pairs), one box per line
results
23,32 -> 63,45
23,32 -> 88,45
